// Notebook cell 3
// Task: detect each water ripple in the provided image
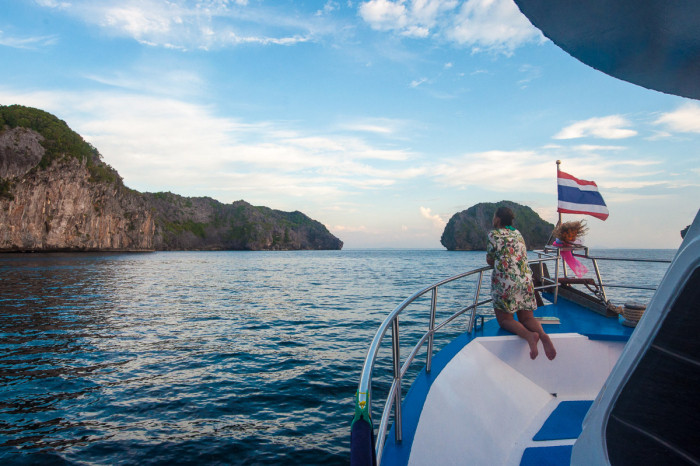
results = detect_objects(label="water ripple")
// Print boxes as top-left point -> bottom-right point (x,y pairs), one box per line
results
0,250 -> 672,465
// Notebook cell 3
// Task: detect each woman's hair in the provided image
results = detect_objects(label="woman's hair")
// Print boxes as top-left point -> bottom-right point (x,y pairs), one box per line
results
553,220 -> 589,242
495,206 -> 515,227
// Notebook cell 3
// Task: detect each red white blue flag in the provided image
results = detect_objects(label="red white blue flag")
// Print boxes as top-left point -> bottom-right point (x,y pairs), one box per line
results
557,171 -> 609,221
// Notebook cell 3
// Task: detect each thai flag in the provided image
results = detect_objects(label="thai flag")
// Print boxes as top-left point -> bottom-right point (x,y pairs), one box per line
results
557,171 -> 609,220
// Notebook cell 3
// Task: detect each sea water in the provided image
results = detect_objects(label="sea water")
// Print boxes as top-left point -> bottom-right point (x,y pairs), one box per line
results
0,249 -> 673,465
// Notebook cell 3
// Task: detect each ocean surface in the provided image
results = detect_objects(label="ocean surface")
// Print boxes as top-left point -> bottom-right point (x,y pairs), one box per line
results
0,249 -> 674,465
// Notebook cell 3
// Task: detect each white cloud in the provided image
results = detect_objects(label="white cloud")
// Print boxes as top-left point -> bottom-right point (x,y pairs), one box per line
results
431,149 -> 664,193
402,25 -> 430,37
32,0 -> 327,50
603,193 -> 670,203
644,130 -> 672,141
433,150 -> 550,191
654,104 -> 700,134
103,6 -> 171,38
0,88 -> 422,201
359,0 -> 540,52
0,31 -> 58,49
35,0 -> 71,7
410,77 -> 428,87
332,225 -> 370,232
319,0 -> 339,14
553,115 -> 638,140
359,0 -> 410,31
85,68 -> 204,96
420,206 -> 446,228
447,0 -> 542,52
444,62 -> 453,68
323,203 -> 360,213
571,145 -> 627,151
342,124 -> 393,134
338,118 -> 410,135
517,64 -> 541,87
224,32 -> 311,46
534,205 -> 557,223
597,180 -> 666,190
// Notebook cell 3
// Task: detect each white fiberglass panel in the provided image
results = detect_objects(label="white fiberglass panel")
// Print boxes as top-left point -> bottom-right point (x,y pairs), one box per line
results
407,340 -> 552,466
478,334 -> 624,397
408,334 -> 625,466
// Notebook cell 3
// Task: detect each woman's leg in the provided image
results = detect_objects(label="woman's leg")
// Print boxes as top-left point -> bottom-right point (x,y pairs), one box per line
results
517,310 -> 557,360
494,309 -> 540,360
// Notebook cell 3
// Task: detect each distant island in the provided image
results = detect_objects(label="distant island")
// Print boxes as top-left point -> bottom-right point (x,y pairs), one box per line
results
441,201 -> 554,250
0,105 -> 343,252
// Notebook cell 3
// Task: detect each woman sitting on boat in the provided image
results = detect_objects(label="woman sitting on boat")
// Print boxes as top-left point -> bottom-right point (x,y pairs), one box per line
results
486,207 -> 557,360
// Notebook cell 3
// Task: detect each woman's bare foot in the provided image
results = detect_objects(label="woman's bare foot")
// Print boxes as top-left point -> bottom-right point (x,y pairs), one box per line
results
542,335 -> 557,360
526,332 -> 540,360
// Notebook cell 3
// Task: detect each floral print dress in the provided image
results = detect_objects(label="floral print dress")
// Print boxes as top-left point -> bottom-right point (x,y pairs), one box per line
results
486,228 -> 537,314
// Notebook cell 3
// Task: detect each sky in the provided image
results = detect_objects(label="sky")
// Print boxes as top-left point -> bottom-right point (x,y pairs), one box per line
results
1,0 -> 699,249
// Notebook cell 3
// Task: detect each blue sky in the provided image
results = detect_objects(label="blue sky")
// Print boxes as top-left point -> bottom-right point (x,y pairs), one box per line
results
2,0 -> 699,248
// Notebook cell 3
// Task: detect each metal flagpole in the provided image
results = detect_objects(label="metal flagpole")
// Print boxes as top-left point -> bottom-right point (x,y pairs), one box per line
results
554,160 -> 563,300
545,160 -> 562,246
556,160 -> 562,226
557,160 -> 568,279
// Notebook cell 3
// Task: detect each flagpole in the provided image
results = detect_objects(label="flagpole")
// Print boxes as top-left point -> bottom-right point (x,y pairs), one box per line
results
546,160 -> 562,247
556,160 -> 562,226
556,160 -> 568,280
554,160 -> 563,299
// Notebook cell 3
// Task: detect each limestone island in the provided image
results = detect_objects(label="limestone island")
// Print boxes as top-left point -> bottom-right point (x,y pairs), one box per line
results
441,201 -> 554,251
0,105 -> 343,252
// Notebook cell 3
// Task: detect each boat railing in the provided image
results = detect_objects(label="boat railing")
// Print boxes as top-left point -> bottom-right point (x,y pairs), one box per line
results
357,254 -> 562,464
354,247 -> 672,465
535,246 -> 673,301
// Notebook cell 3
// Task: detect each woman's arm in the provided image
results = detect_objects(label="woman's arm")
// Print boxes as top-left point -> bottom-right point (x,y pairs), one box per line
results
486,231 -> 495,266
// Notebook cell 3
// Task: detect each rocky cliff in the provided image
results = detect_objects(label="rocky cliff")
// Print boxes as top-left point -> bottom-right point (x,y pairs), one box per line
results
441,201 -> 554,251
0,105 -> 342,252
145,192 -> 343,251
0,109 -> 155,251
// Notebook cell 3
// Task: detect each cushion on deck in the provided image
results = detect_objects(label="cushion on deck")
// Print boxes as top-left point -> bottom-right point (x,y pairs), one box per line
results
533,400 -> 594,441
520,445 -> 573,466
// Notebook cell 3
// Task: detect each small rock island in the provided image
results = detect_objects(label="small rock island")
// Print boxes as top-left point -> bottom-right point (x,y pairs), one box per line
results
441,201 -> 554,250
0,105 -> 343,252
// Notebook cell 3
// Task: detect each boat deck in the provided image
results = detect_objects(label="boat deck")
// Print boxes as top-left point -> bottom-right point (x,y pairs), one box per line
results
381,295 -> 634,466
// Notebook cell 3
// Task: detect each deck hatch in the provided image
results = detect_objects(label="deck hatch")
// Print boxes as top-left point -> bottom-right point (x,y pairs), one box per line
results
520,445 -> 573,466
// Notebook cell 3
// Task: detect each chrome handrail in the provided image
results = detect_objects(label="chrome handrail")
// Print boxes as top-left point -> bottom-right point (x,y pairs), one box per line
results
358,256 -> 560,464
356,245 -> 671,465
574,255 -> 673,263
537,246 -> 672,306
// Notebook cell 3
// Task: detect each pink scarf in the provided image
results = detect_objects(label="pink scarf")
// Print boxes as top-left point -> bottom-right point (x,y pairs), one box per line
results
553,239 -> 589,278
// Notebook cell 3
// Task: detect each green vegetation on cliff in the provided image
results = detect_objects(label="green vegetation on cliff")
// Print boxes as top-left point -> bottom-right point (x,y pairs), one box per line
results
144,191 -> 342,251
441,201 -> 554,250
0,105 -> 119,184
0,105 -> 344,252
163,219 -> 208,239
0,178 -> 14,200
